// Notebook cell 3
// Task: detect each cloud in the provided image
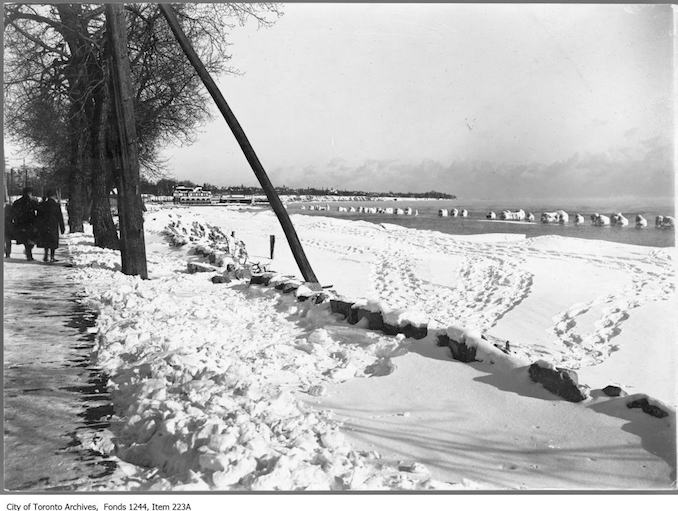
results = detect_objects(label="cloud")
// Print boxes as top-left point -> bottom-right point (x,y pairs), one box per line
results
270,137 -> 673,199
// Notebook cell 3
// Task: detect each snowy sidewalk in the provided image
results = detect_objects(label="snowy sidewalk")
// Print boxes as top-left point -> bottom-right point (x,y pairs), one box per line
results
3,241 -> 116,491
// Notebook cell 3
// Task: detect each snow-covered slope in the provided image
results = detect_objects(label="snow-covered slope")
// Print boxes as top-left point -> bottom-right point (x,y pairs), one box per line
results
66,206 -> 676,490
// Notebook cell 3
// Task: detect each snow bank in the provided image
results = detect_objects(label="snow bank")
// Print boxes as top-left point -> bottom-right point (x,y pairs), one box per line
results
65,211 -> 460,490
382,308 -> 428,329
157,211 -> 248,266
62,206 -> 675,490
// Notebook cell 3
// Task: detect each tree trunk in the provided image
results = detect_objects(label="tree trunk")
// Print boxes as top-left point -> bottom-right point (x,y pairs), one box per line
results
66,112 -> 86,233
90,61 -> 120,250
57,4 -> 90,234
106,3 -> 147,278
90,148 -> 120,249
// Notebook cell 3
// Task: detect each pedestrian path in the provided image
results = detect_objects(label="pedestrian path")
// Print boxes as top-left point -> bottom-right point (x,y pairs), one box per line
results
3,241 -> 116,491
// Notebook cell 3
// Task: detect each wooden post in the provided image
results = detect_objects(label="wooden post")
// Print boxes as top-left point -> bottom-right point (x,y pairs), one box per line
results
158,4 -> 318,284
269,234 -> 275,260
106,3 -> 148,279
3,171 -> 8,204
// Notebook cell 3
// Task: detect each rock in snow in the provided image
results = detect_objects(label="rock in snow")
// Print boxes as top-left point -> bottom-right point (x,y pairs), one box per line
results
602,385 -> 625,397
626,396 -> 670,419
528,363 -> 588,402
187,262 -> 218,274
211,274 -> 232,284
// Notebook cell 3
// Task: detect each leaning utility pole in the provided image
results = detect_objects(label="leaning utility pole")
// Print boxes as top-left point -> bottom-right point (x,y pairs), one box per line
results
158,4 -> 319,284
106,3 -> 148,279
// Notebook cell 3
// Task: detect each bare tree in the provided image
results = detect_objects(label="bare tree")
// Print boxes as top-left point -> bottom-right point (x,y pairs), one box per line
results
4,4 -> 111,239
4,3 -> 282,250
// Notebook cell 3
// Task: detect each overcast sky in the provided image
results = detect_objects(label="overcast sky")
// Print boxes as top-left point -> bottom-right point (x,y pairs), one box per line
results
10,3 -> 672,200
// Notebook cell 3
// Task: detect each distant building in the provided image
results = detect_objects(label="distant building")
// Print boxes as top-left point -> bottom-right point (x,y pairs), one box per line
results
219,194 -> 250,204
141,193 -> 173,203
219,194 -> 270,205
173,186 -> 212,204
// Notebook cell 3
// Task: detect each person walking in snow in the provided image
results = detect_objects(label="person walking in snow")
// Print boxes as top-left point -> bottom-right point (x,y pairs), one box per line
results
11,187 -> 39,260
36,189 -> 65,262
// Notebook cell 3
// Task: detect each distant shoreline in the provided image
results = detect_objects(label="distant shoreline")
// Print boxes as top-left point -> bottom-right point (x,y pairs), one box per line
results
281,203 -> 675,249
280,195 -> 449,202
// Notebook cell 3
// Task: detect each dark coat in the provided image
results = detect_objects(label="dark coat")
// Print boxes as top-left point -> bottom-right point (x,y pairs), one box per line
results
37,198 -> 65,249
11,195 -> 39,245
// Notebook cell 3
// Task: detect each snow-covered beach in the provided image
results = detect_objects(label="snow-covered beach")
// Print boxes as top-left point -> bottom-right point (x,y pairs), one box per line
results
54,204 -> 675,490
4,0 -> 675,501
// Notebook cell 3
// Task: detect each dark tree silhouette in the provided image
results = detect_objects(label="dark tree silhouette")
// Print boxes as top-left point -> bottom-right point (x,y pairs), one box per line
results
4,3 -> 281,251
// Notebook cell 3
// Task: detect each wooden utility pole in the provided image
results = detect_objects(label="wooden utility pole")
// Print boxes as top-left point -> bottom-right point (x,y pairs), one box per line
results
158,4 -> 319,284
105,3 -> 148,279
3,169 -> 8,204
